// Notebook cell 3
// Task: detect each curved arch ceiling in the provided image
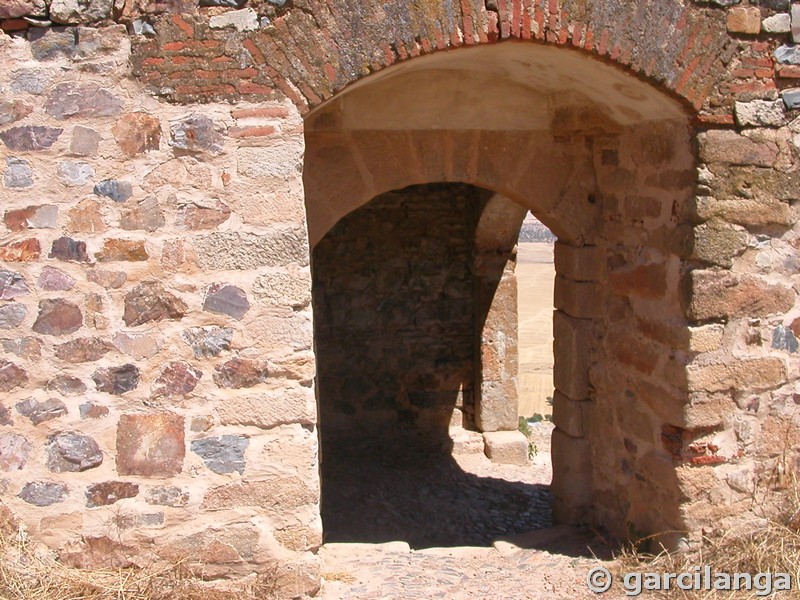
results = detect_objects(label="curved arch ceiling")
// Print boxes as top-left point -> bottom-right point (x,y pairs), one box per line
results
306,42 -> 688,132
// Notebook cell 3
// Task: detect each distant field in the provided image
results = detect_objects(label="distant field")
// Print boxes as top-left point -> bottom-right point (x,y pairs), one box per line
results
516,242 -> 555,419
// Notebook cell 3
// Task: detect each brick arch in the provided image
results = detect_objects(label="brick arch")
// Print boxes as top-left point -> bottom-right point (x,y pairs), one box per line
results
238,0 -> 733,113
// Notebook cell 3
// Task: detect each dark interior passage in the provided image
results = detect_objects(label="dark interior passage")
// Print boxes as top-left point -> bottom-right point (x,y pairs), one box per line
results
312,183 -> 550,546
312,183 -> 491,447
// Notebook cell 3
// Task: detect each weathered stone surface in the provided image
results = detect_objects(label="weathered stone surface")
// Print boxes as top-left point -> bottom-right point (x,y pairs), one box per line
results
209,8 -> 258,31
608,262 -> 666,299
237,142 -> 303,179
0,125 -> 62,151
46,375 -> 87,396
32,299 -> 82,335
201,477 -> 317,511
483,431 -> 530,466
28,27 -> 77,61
265,352 -> 314,386
59,536 -> 135,569
4,157 -> 34,188
687,271 -> 795,321
45,83 -> 123,119
735,100 -> 786,128
37,266 -> 76,291
181,326 -> 234,358
50,237 -> 89,262
151,361 -> 202,398
10,67 -> 53,94
57,160 -> 95,186
175,200 -> 231,230
0,0 -> 45,19
92,364 -> 140,395
762,13 -> 791,33
727,6 -> 762,33
84,293 -> 108,330
157,522 -> 260,566
16,398 -> 68,425
775,44 -> 800,65
793,3 -> 800,42
772,325 -> 799,353
0,337 -> 40,358
783,89 -> 800,110
112,332 -> 160,359
79,402 -> 109,419
0,405 -> 13,426
191,435 -> 249,474
55,337 -> 113,363
687,357 -> 786,392
120,196 -> 165,232
87,268 -> 127,289
687,324 -> 725,353
0,270 -> 29,299
85,481 -> 139,508
253,270 -> 312,309
213,358 -> 269,388
5,205 -> 57,231
46,432 -> 103,472
111,112 -> 161,157
0,304 -> 27,330
93,179 -> 132,202
698,130 -> 779,166
169,114 -> 225,154
0,434 -> 31,471
691,221 -> 749,268
19,482 -> 67,506
195,230 -> 309,270
123,282 -> 187,326
190,416 -> 213,432
96,239 -> 148,262
0,239 -> 40,261
115,512 -> 165,529
67,199 -> 105,233
217,388 -> 315,429
145,485 -> 189,507
49,0 -> 113,23
70,125 -> 101,156
0,101 -> 33,126
203,284 -> 250,320
116,412 -> 185,477
160,239 -> 198,272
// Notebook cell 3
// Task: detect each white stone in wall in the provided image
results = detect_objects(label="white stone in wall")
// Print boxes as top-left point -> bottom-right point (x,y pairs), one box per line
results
734,99 -> 787,128
762,13 -> 791,34
209,8 -> 259,32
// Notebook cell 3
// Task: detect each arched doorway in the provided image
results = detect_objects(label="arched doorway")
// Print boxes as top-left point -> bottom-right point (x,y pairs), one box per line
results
305,42 -> 695,549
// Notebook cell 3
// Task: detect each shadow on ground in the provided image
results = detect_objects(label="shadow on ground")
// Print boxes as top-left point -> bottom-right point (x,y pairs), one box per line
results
319,438 -> 611,556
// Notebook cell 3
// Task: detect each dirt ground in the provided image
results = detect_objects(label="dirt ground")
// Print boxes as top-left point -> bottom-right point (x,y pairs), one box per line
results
318,424 -> 623,600
517,242 -> 555,420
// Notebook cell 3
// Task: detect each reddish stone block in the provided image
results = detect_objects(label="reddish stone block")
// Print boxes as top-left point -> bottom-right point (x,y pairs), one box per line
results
0,239 -> 40,262
116,412 -> 185,477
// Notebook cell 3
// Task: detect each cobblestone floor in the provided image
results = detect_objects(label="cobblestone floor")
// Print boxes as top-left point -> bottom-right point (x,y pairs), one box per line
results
318,423 -> 622,599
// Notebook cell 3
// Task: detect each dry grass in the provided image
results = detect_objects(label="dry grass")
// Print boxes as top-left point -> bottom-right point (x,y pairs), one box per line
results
0,522 -> 280,600
614,483 -> 800,599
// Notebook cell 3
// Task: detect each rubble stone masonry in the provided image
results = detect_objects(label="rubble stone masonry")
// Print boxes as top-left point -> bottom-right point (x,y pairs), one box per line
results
0,0 -> 799,591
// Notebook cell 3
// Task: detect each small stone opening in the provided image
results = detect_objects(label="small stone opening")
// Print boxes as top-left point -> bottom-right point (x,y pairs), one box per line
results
313,182 -> 553,547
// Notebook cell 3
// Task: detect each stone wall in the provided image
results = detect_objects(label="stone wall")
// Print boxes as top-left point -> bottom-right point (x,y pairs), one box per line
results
0,0 -> 799,585
0,21 -> 320,593
313,183 -> 491,447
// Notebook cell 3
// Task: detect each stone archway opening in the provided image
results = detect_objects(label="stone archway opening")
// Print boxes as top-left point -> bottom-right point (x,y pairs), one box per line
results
312,182 -> 554,547
305,42 -> 697,550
